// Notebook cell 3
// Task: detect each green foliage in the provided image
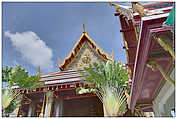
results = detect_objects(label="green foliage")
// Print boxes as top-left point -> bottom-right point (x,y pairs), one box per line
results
2,65 -> 44,90
76,87 -> 96,94
2,65 -> 44,114
4,100 -> 21,114
78,61 -> 130,116
2,66 -> 13,82
79,61 -> 129,90
2,86 -> 14,109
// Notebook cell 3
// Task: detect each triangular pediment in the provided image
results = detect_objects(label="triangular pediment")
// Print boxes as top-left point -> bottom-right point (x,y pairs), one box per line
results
59,33 -> 112,70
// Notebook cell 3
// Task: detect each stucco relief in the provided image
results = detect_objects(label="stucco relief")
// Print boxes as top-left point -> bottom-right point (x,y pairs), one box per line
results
66,41 -> 105,70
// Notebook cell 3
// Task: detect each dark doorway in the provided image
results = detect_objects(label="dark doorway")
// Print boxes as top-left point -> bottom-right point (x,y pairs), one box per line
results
63,96 -> 104,117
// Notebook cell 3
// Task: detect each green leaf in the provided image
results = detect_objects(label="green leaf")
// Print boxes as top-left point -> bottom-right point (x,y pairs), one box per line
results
2,65 -> 44,113
77,61 -> 130,116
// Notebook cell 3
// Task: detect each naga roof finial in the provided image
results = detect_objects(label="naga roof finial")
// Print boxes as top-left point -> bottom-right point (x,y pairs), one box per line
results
110,2 -> 133,20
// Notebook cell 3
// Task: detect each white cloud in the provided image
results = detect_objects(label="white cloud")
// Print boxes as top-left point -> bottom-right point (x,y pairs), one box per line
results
5,31 -> 53,70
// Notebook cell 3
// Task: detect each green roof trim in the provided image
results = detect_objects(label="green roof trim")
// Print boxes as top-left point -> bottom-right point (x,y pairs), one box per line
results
164,6 -> 175,25
163,5 -> 175,31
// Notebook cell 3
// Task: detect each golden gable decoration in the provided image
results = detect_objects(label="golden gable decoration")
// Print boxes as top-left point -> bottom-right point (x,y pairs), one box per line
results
58,24 -> 113,71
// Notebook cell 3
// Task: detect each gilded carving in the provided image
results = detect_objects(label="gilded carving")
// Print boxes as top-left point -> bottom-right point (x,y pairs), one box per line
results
67,41 -> 105,70
82,50 -> 91,64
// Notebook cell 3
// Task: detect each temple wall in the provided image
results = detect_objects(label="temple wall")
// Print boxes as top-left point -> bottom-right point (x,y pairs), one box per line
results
152,68 -> 175,117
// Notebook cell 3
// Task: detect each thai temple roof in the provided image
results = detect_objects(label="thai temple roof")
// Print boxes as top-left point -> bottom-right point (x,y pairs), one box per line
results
40,24 -> 115,84
58,24 -> 113,71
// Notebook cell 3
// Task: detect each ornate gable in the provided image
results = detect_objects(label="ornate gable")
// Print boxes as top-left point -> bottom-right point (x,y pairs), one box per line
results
59,30 -> 113,71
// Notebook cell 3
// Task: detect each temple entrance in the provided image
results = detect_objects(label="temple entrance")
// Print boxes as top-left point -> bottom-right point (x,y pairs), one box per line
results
63,96 -> 104,117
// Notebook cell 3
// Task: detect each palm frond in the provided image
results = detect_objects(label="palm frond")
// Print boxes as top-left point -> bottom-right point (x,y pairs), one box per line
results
77,61 -> 130,116
2,87 -> 21,109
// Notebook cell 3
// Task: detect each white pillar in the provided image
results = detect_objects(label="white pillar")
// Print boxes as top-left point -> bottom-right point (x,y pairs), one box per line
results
44,91 -> 53,117
55,103 -> 60,117
59,99 -> 63,116
28,104 -> 32,117
28,102 -> 35,117
55,97 -> 63,117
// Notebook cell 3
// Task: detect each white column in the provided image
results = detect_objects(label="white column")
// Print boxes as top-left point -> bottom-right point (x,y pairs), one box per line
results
44,91 -> 53,117
59,99 -> 63,116
28,102 -> 35,117
28,104 -> 32,117
55,97 -> 63,117
55,100 -> 60,117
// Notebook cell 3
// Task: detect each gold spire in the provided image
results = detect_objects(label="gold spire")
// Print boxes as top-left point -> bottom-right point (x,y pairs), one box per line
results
111,50 -> 115,61
37,66 -> 40,76
58,56 -> 61,66
83,23 -> 86,33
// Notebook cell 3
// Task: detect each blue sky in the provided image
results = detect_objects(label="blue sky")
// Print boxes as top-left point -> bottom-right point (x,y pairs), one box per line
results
2,2 -> 132,75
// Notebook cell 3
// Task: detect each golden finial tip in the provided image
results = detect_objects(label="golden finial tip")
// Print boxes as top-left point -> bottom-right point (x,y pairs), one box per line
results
83,23 -> 86,33
111,49 -> 115,61
109,2 -> 113,6
58,56 -> 61,66
37,66 -> 40,76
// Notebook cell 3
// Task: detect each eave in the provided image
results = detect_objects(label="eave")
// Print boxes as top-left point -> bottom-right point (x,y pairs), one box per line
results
129,13 -> 173,112
118,15 -> 138,79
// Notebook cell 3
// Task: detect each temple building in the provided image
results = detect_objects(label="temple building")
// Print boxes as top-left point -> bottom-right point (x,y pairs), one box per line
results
14,25 -> 114,117
110,2 -> 175,117
8,2 -> 175,117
